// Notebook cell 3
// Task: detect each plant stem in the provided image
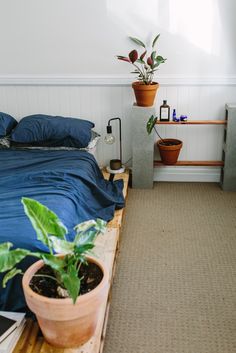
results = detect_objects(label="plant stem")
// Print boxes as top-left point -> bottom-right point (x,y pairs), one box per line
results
132,63 -> 144,81
33,274 -> 61,284
77,261 -> 82,271
154,126 -> 167,145
140,63 -> 146,82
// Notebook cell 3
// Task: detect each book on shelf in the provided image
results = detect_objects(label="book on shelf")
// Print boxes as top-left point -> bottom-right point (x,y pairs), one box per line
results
0,312 -> 25,353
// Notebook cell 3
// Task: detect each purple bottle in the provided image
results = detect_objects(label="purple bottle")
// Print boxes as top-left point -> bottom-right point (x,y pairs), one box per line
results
172,109 -> 179,122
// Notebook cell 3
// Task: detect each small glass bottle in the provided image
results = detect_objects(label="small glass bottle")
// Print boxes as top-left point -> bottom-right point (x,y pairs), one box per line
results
160,100 -> 170,121
172,109 -> 177,121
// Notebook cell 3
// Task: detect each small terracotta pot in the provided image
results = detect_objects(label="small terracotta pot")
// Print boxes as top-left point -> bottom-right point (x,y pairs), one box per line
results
110,159 -> 122,170
22,256 -> 109,348
132,81 -> 159,107
157,139 -> 183,165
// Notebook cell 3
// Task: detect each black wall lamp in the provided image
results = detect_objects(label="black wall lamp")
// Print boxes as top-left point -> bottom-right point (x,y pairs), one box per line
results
104,117 -> 125,173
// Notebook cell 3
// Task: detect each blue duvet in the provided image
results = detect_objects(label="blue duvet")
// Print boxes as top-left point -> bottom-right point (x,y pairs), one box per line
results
0,149 -> 124,313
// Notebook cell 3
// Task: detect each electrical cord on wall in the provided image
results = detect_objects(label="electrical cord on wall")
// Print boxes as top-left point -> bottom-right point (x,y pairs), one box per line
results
123,157 -> 132,166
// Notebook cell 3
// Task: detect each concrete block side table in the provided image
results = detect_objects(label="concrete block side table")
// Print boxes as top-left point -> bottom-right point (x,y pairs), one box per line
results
131,105 -> 155,188
220,103 -> 236,191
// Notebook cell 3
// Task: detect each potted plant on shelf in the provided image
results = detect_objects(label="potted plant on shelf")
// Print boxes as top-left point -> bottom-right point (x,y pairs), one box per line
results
147,115 -> 183,165
117,34 -> 167,107
0,197 -> 108,348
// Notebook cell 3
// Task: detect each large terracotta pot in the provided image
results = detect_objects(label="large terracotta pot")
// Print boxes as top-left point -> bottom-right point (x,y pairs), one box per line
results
157,139 -> 183,165
22,256 -> 109,348
132,81 -> 159,107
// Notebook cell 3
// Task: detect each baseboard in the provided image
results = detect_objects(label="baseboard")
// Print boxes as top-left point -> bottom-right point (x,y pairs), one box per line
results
154,166 -> 221,182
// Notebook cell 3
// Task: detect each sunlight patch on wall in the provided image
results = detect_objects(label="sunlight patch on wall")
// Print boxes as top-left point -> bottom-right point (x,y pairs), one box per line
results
169,0 -> 221,55
107,0 -> 222,55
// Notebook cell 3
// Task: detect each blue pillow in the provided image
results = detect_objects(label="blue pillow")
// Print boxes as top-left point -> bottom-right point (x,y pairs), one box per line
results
10,114 -> 95,148
0,112 -> 17,137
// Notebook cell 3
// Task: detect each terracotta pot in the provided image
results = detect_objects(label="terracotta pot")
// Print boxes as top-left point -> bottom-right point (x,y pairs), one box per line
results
157,139 -> 183,165
132,81 -> 159,107
22,256 -> 109,348
110,158 -> 122,170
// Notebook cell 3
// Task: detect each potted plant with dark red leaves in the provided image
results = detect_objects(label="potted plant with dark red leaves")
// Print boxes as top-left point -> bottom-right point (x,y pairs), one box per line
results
0,197 -> 108,348
147,115 -> 183,165
117,34 -> 167,107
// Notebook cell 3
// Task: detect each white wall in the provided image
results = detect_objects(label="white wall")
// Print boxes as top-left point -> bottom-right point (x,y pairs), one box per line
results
0,0 -> 236,181
0,0 -> 235,76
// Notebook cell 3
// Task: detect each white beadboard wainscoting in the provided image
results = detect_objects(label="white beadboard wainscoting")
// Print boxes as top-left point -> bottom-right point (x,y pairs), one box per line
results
0,75 -> 236,182
154,166 -> 221,183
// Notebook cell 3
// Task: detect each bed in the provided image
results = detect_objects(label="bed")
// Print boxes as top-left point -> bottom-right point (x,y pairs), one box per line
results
0,148 -> 124,313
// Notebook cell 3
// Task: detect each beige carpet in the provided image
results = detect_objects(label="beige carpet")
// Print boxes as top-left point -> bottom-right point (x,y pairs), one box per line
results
103,182 -> 236,353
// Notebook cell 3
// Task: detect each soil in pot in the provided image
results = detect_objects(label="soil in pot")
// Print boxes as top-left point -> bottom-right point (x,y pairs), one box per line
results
159,140 -> 180,147
157,138 -> 183,165
30,262 -> 103,299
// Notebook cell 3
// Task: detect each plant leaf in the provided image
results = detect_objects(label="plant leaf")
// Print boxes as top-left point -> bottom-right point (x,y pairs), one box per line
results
2,268 -> 23,288
75,243 -> 95,256
94,219 -> 107,233
151,51 -> 156,62
147,57 -> 153,67
129,37 -> 146,48
74,219 -> 106,245
156,56 -> 167,64
74,220 -> 97,233
117,56 -> 130,63
22,198 -> 68,249
0,243 -> 30,272
41,254 -> 65,272
0,242 -> 12,252
49,237 -> 74,255
136,58 -> 145,64
146,115 -> 157,135
140,50 -> 147,60
61,264 -> 80,304
152,34 -> 160,48
75,230 -> 97,246
129,50 -> 138,63
153,63 -> 160,69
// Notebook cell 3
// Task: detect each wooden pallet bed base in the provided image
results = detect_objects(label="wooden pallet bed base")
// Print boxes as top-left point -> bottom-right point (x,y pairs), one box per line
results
13,170 -> 129,353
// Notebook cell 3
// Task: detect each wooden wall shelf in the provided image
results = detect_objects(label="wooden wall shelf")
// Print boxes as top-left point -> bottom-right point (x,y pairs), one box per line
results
154,121 -> 226,169
156,120 -> 227,125
154,160 -> 224,167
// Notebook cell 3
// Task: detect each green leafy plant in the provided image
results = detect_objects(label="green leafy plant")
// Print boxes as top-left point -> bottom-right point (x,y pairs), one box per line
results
147,115 -> 181,147
117,34 -> 167,85
0,197 -> 106,303
147,114 -> 168,144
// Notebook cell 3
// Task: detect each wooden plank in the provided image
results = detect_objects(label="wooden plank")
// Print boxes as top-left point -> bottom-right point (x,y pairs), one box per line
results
154,160 -> 224,167
156,120 -> 227,125
108,170 -> 129,229
14,320 -> 34,353
14,170 -> 129,353
98,227 -> 121,353
99,296 -> 111,353
101,170 -> 110,180
34,338 -> 44,353
25,322 -> 40,353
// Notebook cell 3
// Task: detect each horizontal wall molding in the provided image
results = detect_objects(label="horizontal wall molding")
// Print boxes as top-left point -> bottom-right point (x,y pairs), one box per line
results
154,166 -> 221,183
0,74 -> 236,86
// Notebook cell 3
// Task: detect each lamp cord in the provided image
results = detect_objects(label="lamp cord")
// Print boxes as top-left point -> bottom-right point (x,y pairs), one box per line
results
123,157 -> 132,165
